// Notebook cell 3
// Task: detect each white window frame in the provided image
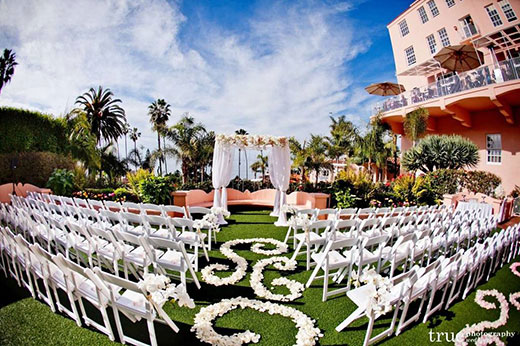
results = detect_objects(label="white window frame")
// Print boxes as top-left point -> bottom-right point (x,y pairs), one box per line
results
498,0 -> 517,22
427,34 -> 437,54
438,28 -> 451,47
486,4 -> 503,27
428,0 -> 440,17
486,134 -> 502,165
445,0 -> 455,8
460,15 -> 478,39
399,20 -> 410,36
405,46 -> 416,66
418,7 -> 429,24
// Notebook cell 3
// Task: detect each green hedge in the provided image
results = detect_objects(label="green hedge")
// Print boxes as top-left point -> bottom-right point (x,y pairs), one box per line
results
0,152 -> 74,186
0,107 -> 70,154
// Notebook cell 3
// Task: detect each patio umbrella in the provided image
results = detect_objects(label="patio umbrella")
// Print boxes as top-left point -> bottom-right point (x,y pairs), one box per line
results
365,82 -> 405,96
433,44 -> 484,72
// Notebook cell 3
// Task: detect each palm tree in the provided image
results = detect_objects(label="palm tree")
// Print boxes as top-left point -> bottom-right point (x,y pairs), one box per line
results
122,122 -> 130,159
289,137 -> 308,183
234,129 -> 249,180
74,86 -> 126,145
0,49 -> 18,94
251,154 -> 268,182
166,113 -> 206,183
356,114 -> 392,181
306,135 -> 332,186
129,127 -> 141,153
327,115 -> 359,180
194,131 -> 215,182
127,147 -> 154,171
65,109 -> 101,171
148,99 -> 171,175
404,107 -> 429,146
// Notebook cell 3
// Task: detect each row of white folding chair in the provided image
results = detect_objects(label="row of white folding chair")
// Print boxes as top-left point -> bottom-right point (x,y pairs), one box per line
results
1,226 -> 180,346
8,204 -> 202,288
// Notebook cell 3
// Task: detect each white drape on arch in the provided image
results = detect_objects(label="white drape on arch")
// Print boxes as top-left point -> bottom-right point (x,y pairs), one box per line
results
268,145 -> 291,226
211,134 -> 292,226
211,140 -> 235,224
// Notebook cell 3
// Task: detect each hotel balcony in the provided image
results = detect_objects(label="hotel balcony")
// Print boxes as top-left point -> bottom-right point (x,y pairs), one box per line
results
375,57 -> 520,133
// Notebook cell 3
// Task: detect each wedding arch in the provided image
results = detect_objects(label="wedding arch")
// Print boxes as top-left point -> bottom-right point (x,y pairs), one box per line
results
211,134 -> 291,226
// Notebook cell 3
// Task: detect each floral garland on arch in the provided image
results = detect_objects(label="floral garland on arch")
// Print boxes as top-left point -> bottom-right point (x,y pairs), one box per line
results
216,134 -> 288,149
250,256 -> 304,302
191,297 -> 323,346
201,238 -> 288,287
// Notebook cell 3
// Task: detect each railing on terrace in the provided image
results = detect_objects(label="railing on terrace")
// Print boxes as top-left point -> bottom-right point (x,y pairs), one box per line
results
374,57 -> 520,114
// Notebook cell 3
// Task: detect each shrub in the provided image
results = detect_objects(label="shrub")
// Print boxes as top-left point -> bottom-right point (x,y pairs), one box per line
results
334,187 -> 356,208
126,169 -> 152,197
330,169 -> 377,208
72,189 -> 115,201
461,171 -> 501,196
402,135 -> 479,172
425,169 -> 461,196
0,151 -> 75,186
140,176 -> 176,204
0,107 -> 70,154
391,174 -> 437,206
72,164 -> 88,190
47,169 -> 75,196
113,187 -> 139,203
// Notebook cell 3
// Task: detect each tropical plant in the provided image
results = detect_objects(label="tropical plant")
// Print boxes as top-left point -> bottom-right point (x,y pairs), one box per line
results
140,175 -> 175,204
334,187 -> 355,208
355,114 -> 392,181
193,130 -> 215,182
65,109 -> 101,170
461,170 -> 501,196
148,99 -> 171,175
402,135 -> 479,172
166,114 -> 206,183
235,128 -> 249,179
327,115 -> 358,161
0,49 -> 18,95
73,86 -> 126,145
126,168 -> 152,197
47,169 -> 75,196
129,127 -> 141,153
251,154 -> 268,182
306,135 -> 332,186
127,147 -> 153,171
122,122 -> 130,158
289,137 -> 308,183
99,144 -> 129,185
403,107 -> 429,146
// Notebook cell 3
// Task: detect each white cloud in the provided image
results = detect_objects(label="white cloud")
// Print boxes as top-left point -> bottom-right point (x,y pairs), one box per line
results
0,0 -> 372,172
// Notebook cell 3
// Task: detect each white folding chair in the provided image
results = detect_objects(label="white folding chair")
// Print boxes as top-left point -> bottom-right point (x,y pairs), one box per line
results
187,206 -> 211,220
171,218 -> 208,270
140,203 -> 164,216
291,219 -> 332,270
87,199 -> 106,211
104,200 -> 123,212
92,267 -> 180,346
161,205 -> 188,219
337,208 -> 358,220
122,201 -> 142,214
53,254 -> 116,341
73,197 -> 89,209
143,214 -> 175,239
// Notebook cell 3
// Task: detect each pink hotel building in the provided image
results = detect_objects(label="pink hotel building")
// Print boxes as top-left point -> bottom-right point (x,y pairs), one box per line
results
378,0 -> 520,193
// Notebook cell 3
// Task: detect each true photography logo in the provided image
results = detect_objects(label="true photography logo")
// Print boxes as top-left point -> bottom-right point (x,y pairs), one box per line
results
428,330 -> 517,343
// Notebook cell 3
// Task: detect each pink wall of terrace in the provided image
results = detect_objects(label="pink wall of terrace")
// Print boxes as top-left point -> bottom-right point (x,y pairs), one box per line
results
401,108 -> 520,194
388,0 -> 520,90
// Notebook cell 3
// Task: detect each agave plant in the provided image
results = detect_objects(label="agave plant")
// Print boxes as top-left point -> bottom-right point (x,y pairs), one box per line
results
402,135 -> 479,172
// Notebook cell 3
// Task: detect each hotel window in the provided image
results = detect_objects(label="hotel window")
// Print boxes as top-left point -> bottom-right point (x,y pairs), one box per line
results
460,15 -> 478,38
428,0 -> 440,17
418,7 -> 429,23
405,46 -> 416,66
486,5 -> 503,27
427,34 -> 437,54
445,0 -> 455,8
498,0 -> 517,22
438,28 -> 451,47
487,134 -> 502,164
399,20 -> 410,36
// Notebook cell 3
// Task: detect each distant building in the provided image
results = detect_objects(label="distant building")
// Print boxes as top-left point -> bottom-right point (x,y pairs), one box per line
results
377,0 -> 520,193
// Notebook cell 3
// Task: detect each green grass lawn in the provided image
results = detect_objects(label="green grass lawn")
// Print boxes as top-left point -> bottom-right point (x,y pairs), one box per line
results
1,209 -> 519,345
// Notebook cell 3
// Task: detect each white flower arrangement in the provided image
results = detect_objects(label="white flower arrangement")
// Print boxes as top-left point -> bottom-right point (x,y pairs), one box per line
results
193,213 -> 221,233
137,274 -> 195,308
288,213 -> 312,230
509,262 -> 520,278
201,238 -> 288,286
191,297 -> 322,346
250,256 -> 304,302
216,134 -> 288,149
455,289 -> 509,346
350,267 -> 393,318
210,206 -> 231,218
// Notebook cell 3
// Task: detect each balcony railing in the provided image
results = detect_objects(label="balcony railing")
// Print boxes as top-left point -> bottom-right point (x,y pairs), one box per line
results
374,57 -> 520,114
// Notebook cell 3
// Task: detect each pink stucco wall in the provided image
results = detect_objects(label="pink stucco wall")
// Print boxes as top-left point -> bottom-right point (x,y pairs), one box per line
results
401,109 -> 520,193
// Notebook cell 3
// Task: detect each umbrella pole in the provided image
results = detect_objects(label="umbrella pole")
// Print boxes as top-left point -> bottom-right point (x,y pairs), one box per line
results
470,40 -> 483,66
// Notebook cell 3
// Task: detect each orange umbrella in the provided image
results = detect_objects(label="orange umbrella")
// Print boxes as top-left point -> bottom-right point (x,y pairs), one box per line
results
434,44 -> 484,72
365,82 -> 405,96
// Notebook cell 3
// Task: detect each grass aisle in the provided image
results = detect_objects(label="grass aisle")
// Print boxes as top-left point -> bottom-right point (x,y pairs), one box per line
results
1,209 -> 519,345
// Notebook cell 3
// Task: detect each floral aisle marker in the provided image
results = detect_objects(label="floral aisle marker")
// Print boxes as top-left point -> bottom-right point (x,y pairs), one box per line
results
455,289 -> 509,346
191,297 -> 323,346
138,273 -> 196,308
509,262 -> 520,278
350,267 -> 393,317
201,238 -> 288,286
250,256 -> 304,302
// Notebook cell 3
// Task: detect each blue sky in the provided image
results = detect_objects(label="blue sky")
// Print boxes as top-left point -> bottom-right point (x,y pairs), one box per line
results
0,0 -> 411,173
